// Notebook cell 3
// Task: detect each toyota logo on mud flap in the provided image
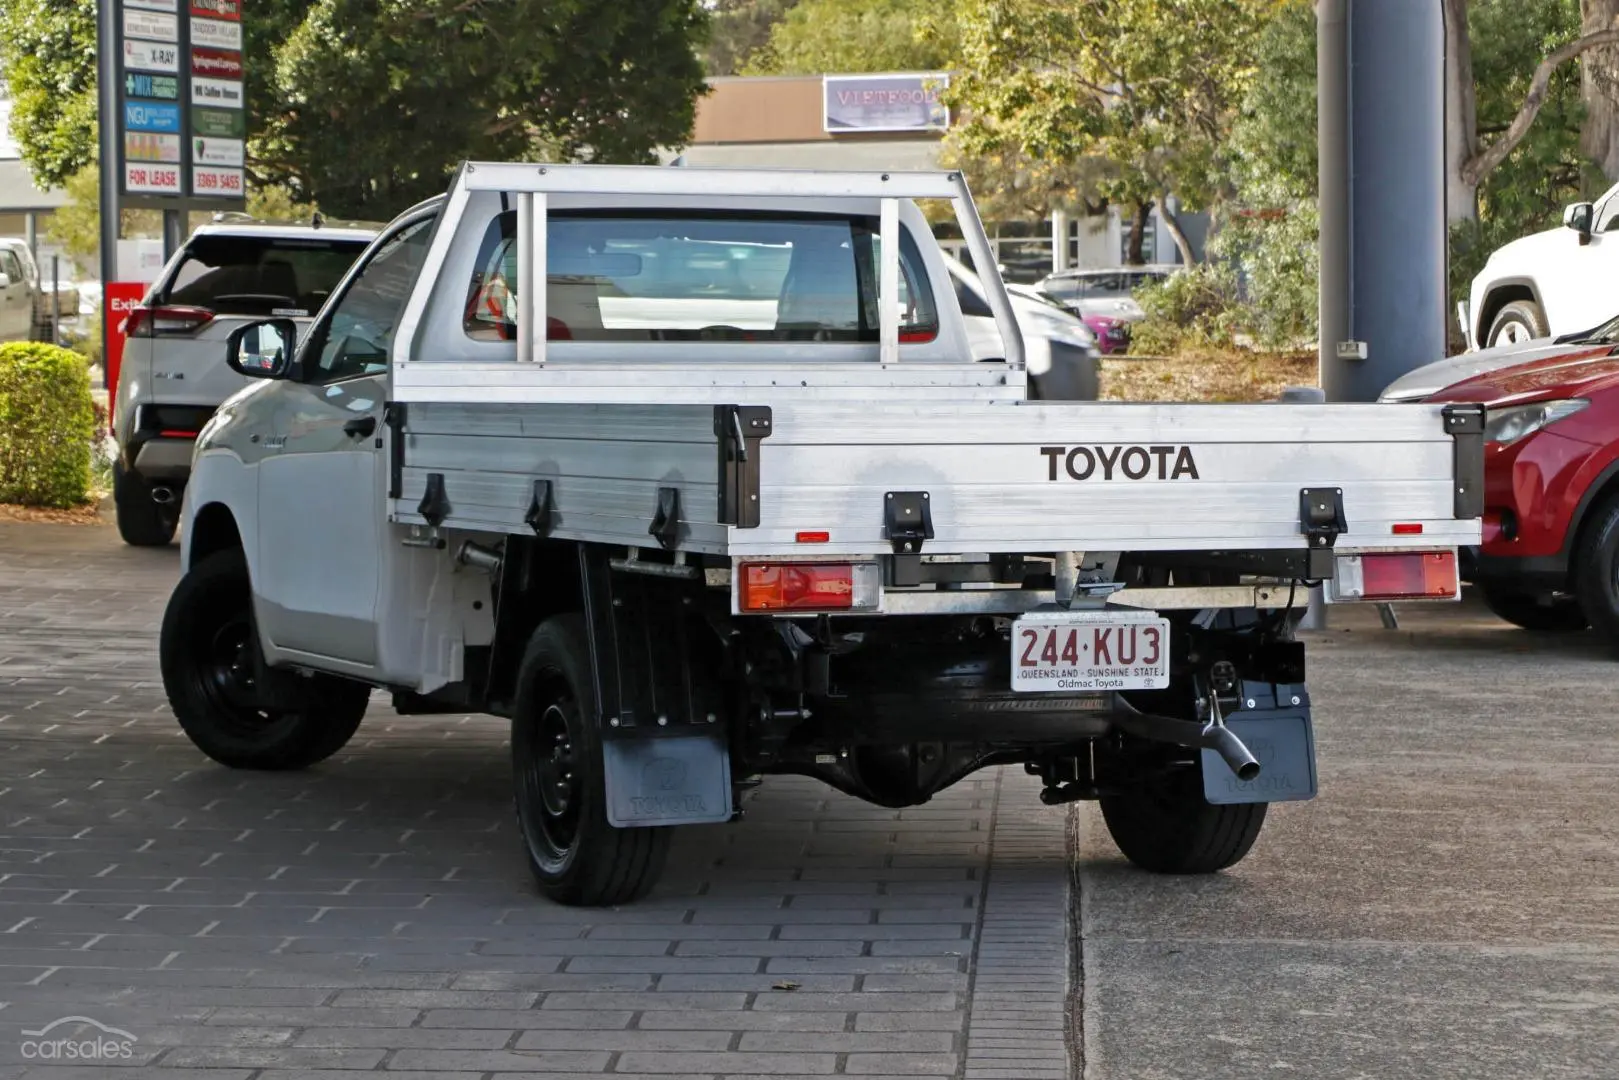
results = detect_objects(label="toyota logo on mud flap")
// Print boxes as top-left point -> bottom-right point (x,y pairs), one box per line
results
642,757 -> 687,792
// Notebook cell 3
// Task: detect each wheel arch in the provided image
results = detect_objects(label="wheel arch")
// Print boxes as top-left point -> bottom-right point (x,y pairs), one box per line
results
1562,458 -> 1619,581
1475,278 -> 1543,344
187,501 -> 243,571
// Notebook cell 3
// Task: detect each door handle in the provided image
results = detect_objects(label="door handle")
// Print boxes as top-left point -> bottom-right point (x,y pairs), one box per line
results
343,415 -> 377,439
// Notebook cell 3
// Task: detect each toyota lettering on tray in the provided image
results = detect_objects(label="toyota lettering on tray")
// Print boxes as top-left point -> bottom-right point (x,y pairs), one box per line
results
192,166 -> 244,197
190,77 -> 244,109
124,39 -> 180,74
125,163 -> 183,196
189,16 -> 243,50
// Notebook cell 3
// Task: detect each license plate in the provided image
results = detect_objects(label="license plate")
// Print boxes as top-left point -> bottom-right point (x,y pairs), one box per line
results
1011,611 -> 1170,692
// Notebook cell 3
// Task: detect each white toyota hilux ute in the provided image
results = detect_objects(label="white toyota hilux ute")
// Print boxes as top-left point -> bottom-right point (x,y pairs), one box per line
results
1466,182 -> 1619,350
165,163 -> 1484,906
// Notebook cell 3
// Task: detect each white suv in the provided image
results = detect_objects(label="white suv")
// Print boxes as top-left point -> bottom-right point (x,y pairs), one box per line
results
1466,182 -> 1619,349
112,220 -> 375,545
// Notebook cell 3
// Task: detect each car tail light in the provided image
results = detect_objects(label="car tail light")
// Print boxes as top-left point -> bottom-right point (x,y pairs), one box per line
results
123,305 -> 214,337
1328,551 -> 1459,602
738,562 -> 880,613
899,325 -> 937,343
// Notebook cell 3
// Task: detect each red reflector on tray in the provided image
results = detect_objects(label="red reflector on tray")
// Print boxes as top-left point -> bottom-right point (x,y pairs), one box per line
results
1391,523 -> 1423,535
740,563 -> 855,612
1334,551 -> 1459,601
795,531 -> 830,544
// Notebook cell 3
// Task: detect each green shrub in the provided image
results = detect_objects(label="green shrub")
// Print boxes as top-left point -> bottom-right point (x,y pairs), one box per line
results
0,342 -> 97,508
1130,262 -> 1243,356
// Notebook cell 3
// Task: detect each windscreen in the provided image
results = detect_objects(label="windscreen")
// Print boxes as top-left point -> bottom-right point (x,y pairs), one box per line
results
464,210 -> 937,344
163,235 -> 370,317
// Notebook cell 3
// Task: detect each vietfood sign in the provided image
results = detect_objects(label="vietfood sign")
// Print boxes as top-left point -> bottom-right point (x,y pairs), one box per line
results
823,73 -> 950,133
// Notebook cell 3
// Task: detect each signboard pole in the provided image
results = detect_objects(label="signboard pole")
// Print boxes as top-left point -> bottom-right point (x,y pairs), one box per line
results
162,207 -> 183,260
97,0 -> 121,387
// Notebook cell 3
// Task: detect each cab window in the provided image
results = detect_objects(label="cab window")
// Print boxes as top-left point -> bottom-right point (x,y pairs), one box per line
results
464,209 -> 937,345
307,216 -> 434,383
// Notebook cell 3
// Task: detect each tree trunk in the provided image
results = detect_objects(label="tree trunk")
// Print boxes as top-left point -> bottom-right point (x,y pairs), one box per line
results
1443,0 -> 1479,222
1125,201 -> 1150,265
1156,194 -> 1198,266
1582,0 -> 1619,182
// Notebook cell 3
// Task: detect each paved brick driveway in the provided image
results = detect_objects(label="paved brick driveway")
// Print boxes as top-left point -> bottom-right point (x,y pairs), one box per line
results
4,519 -> 1618,1080
0,522 -> 1068,1079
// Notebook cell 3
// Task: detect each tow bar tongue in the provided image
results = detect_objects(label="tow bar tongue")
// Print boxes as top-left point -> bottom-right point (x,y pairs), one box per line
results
1202,661 -> 1260,781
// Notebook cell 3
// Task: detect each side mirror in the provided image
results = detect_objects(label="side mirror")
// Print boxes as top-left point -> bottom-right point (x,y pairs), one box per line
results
1564,202 -> 1594,243
226,318 -> 297,379
0,272 -> 11,290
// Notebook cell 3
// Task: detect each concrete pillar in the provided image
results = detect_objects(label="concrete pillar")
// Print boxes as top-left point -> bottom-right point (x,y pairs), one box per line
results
1050,209 -> 1069,273
1318,0 -> 1447,402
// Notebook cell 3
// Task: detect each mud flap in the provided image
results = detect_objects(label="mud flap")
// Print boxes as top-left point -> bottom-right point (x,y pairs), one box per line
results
1202,713 -> 1317,805
603,734 -> 733,827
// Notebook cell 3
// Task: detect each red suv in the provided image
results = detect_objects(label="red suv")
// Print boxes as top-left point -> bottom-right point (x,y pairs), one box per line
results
1432,344 -> 1619,635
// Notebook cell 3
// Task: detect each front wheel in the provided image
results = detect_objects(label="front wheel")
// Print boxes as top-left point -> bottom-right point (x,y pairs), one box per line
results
1478,584 -> 1587,633
1099,764 -> 1266,874
160,548 -> 370,769
1486,299 -> 1548,347
1574,495 -> 1619,649
511,614 -> 671,906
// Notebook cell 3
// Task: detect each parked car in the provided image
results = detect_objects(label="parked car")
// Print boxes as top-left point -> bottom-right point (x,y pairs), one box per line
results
1378,313 -> 1619,403
1034,264 -> 1176,323
1429,346 -> 1619,636
939,254 -> 1100,399
1465,180 -> 1619,349
111,220 -> 376,546
0,237 -> 70,342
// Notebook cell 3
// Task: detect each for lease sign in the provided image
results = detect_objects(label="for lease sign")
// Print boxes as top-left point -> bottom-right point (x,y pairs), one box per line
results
125,163 -> 183,195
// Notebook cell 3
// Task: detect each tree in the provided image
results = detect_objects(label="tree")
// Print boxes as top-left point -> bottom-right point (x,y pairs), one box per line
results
1579,0 -> 1619,180
705,0 -> 797,76
943,0 -> 1266,266
743,0 -> 952,75
0,0 -> 98,190
262,0 -> 710,218
1448,0 -> 1615,219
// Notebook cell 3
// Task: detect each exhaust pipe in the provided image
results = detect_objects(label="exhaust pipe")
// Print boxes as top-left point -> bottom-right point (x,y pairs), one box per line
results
1201,723 -> 1260,781
151,485 -> 176,505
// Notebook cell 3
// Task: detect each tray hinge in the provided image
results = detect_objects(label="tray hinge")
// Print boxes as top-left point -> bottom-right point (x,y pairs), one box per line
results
714,405 -> 772,528
1442,403 -> 1486,519
1299,487 -> 1345,579
884,491 -> 935,555
649,486 -> 682,550
525,478 -> 556,536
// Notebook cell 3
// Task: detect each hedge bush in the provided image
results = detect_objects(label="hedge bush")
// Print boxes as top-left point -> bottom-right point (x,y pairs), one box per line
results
1130,262 -> 1244,356
0,342 -> 96,508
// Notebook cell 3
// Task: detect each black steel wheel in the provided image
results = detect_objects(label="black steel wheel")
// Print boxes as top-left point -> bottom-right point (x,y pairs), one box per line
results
511,614 -> 671,906
160,548 -> 368,769
1099,759 -> 1266,874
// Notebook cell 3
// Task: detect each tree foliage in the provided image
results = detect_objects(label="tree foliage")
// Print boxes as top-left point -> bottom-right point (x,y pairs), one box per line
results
705,0 -> 798,76
944,0 -> 1266,265
262,0 -> 709,218
0,0 -> 98,190
743,0 -> 952,75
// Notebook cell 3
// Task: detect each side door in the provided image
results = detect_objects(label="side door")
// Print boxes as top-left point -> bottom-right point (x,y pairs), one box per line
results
252,213 -> 436,670
1555,184 -> 1619,334
0,249 -> 30,340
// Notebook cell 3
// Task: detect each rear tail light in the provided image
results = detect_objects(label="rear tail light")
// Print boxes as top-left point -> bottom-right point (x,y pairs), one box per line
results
124,305 -> 214,337
1328,551 -> 1459,602
738,562 -> 880,613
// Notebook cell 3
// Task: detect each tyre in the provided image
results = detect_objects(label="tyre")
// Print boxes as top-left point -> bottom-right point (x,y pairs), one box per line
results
1100,764 -> 1266,874
511,614 -> 671,906
113,462 -> 178,547
160,548 -> 370,769
1478,584 -> 1587,633
1574,494 -> 1619,646
1486,299 -> 1548,347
